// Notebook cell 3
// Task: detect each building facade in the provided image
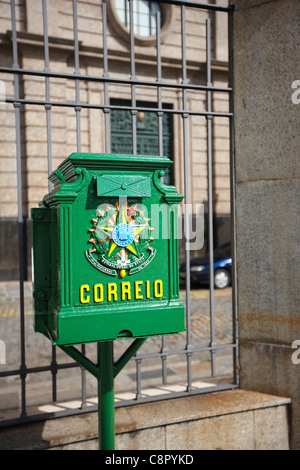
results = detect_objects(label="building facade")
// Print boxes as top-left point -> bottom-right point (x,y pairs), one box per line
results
0,0 -> 230,280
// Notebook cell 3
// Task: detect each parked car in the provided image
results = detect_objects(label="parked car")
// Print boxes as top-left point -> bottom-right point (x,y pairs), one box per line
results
179,243 -> 232,289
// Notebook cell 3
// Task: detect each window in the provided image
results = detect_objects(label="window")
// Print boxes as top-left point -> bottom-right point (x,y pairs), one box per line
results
107,1 -> 173,46
110,99 -> 174,186
115,0 -> 162,37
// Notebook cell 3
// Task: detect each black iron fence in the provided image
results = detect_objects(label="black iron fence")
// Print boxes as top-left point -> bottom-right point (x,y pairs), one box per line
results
0,0 -> 238,427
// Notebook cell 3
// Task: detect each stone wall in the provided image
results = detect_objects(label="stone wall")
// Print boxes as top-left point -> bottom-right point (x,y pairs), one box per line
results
232,0 -> 300,449
0,390 -> 291,450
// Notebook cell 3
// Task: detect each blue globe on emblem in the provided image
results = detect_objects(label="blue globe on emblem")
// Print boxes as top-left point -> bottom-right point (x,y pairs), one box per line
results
113,223 -> 135,247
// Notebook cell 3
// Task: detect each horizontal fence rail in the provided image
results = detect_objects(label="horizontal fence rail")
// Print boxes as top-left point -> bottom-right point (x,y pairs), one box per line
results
0,0 -> 238,428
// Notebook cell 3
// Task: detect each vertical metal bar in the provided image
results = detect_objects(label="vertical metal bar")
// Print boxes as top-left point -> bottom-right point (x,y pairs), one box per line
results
129,0 -> 137,154
42,0 -> 57,402
73,0 -> 86,406
206,18 -> 216,377
124,0 -> 128,27
102,2 -> 110,153
156,9 -> 167,384
156,10 -> 164,157
228,7 -> 239,386
81,344 -> 87,408
135,351 -> 142,400
149,0 -> 152,35
97,341 -> 115,450
73,0 -> 81,152
50,346 -> 57,402
181,5 -> 192,392
42,0 -> 52,191
11,0 -> 27,418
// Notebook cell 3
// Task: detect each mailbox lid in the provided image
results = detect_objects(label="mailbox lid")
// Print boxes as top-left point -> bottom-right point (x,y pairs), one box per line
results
49,153 -> 173,186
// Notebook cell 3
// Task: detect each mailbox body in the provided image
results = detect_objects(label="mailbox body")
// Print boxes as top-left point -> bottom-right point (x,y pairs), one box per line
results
31,153 -> 185,346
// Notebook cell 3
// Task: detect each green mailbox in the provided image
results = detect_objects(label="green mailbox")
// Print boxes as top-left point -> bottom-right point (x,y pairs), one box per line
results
31,153 -> 185,346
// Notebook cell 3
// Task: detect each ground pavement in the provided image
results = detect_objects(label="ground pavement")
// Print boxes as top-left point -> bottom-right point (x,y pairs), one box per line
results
0,282 -> 234,423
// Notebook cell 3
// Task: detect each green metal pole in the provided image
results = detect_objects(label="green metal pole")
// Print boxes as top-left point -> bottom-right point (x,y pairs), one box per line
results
98,341 -> 115,450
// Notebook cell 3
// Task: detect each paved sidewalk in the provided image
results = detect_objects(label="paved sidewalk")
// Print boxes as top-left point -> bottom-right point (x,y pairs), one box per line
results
0,281 -> 234,423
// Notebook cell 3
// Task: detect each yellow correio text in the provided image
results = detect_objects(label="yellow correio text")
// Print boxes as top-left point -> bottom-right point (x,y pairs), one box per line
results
79,279 -> 164,304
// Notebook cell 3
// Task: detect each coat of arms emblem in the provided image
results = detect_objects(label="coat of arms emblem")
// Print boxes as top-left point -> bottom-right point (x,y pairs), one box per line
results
85,202 -> 156,277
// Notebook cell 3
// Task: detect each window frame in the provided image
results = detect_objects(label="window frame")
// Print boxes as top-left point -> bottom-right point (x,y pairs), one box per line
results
107,0 -> 173,47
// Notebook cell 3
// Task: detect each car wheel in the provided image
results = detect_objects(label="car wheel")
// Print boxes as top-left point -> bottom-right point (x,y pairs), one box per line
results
214,269 -> 231,289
